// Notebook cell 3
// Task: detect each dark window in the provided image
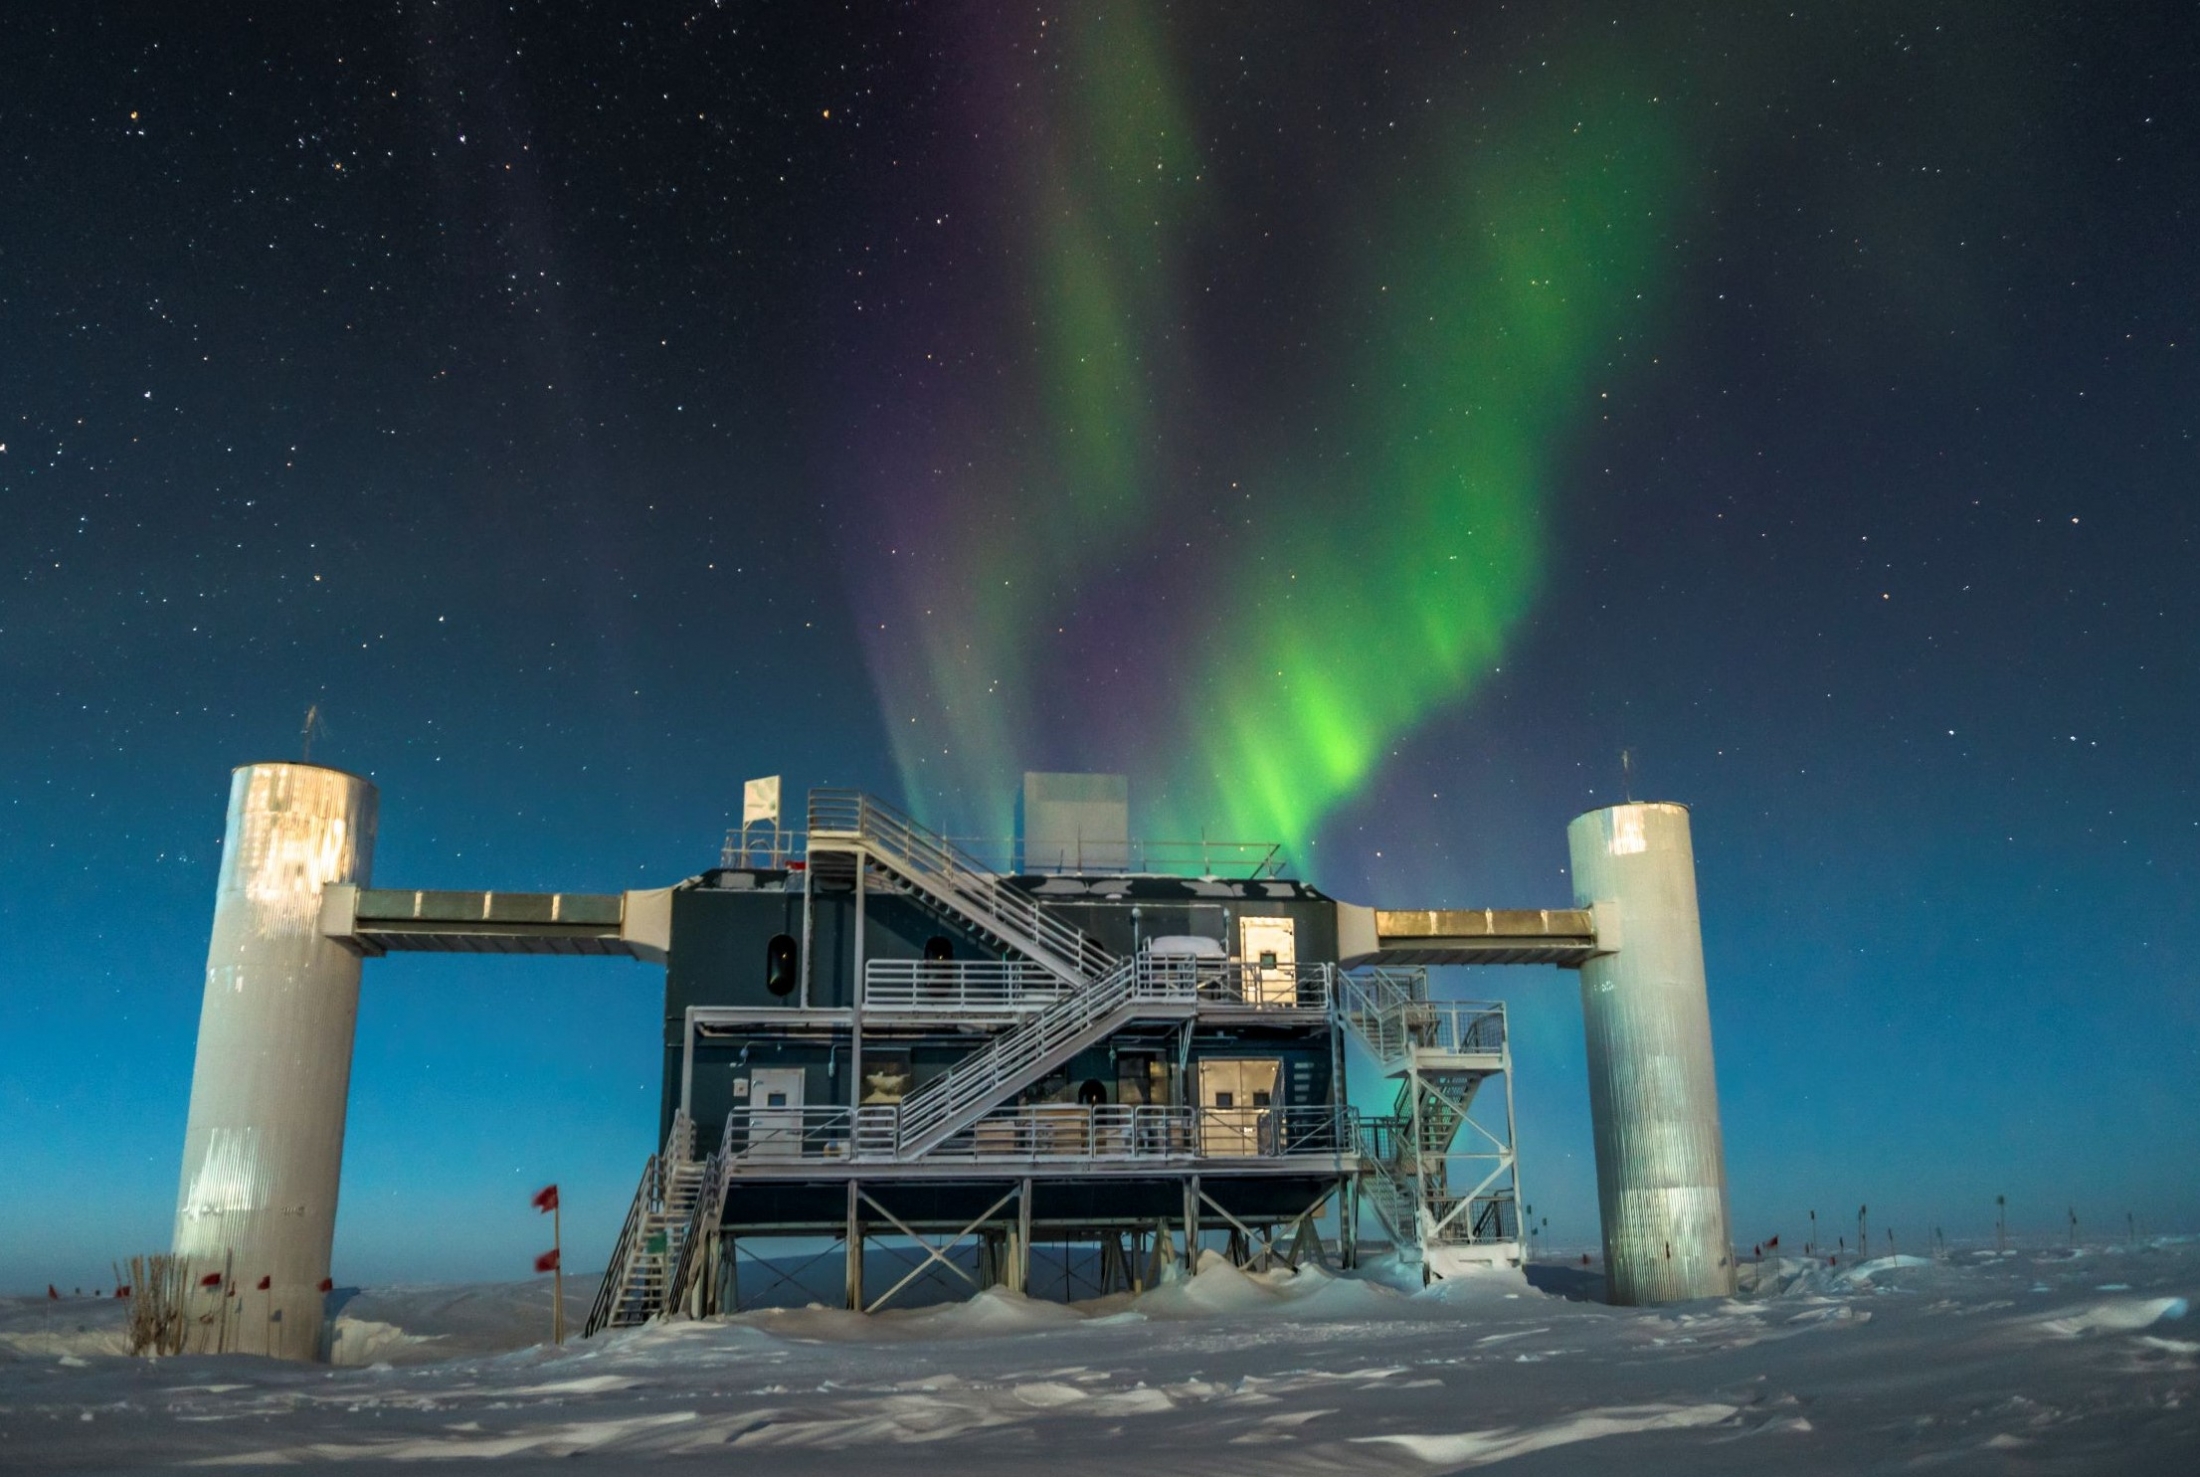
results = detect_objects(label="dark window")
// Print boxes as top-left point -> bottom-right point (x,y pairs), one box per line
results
765,933 -> 799,996
1077,1077 -> 1108,1106
1214,1091 -> 1235,1109
923,934 -> 954,963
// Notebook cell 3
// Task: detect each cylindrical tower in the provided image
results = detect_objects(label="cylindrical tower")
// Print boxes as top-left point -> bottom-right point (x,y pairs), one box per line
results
1566,802 -> 1735,1304
173,763 -> 377,1359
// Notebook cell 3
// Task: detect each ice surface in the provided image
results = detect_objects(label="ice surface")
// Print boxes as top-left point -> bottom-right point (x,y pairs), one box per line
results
3,1239 -> 2194,1473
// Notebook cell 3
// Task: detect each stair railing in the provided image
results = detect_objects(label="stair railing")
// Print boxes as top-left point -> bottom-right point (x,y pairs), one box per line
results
583,1112 -> 689,1337
585,1151 -> 660,1336
809,790 -> 1111,981
894,954 -> 1193,1156
665,1118 -> 734,1318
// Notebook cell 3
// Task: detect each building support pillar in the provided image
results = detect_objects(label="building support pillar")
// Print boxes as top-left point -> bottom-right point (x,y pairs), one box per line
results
1014,1177 -> 1034,1294
1567,802 -> 1736,1305
173,763 -> 377,1361
844,1179 -> 863,1311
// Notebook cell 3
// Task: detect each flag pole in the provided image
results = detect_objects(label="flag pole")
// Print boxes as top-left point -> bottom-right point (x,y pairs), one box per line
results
553,1199 -> 565,1345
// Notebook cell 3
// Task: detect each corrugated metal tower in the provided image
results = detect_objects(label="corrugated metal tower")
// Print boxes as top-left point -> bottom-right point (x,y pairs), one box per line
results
1566,802 -> 1736,1304
172,763 -> 377,1359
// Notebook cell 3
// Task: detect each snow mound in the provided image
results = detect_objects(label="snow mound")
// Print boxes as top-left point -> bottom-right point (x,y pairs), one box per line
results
733,1285 -> 1090,1343
328,1317 -> 447,1366
2037,1296 -> 2188,1336
1357,1400 -> 1741,1465
0,1296 -> 132,1360
1416,1264 -> 1535,1305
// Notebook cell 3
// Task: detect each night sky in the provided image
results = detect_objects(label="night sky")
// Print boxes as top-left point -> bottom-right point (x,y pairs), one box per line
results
4,4 -> 2195,1289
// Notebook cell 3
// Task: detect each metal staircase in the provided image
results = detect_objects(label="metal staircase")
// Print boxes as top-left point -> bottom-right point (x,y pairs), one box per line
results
664,1125 -> 734,1318
585,1114 -> 709,1334
807,790 -> 1112,986
894,955 -> 1199,1158
1339,971 -> 1520,1271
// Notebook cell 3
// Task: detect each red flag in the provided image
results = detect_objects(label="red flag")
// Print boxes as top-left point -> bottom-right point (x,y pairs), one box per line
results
47,1285 -> 59,1301
200,1272 -> 223,1288
1767,1234 -> 1780,1250
317,1278 -> 334,1293
115,1285 -> 132,1299
256,1275 -> 272,1291
534,1248 -> 561,1274
532,1184 -> 560,1214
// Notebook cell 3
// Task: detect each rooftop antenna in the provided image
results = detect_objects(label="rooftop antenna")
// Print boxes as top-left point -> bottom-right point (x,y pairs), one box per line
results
1620,747 -> 1636,802
300,704 -> 326,764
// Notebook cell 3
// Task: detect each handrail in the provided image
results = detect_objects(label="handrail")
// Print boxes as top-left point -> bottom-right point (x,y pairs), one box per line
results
720,1106 -> 855,1161
718,828 -> 1290,881
717,1102 -> 1358,1166
583,1151 -> 658,1336
1340,970 -> 1507,1066
664,1120 -> 734,1315
929,1104 -> 1358,1162
809,790 -> 1112,983
862,959 -> 1069,1012
893,954 -> 1200,1155
583,1111 -> 689,1336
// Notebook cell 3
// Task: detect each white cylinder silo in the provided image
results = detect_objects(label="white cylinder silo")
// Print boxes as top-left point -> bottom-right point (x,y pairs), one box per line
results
1566,802 -> 1736,1304
172,763 -> 377,1359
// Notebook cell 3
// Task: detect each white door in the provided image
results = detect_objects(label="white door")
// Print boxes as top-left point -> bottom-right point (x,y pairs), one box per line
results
1198,1058 -> 1280,1156
1237,916 -> 1298,1005
748,1067 -> 805,1159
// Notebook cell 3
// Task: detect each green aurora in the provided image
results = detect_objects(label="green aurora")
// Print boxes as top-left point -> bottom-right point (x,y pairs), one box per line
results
877,14 -> 1679,864
1175,93 -> 1681,850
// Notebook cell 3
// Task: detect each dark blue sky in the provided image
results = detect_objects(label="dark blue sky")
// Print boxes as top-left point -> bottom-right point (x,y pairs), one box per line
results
3,3 -> 2195,1288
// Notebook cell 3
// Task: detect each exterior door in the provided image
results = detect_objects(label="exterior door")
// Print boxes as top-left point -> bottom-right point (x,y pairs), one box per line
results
1237,915 -> 1298,1005
1198,1058 -> 1280,1156
747,1066 -> 805,1159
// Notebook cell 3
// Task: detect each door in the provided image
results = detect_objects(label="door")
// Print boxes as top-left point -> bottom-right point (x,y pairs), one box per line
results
1237,915 -> 1298,1005
747,1066 -> 806,1159
1198,1058 -> 1280,1156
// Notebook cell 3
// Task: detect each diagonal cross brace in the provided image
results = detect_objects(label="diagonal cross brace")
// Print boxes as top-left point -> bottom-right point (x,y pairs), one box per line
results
1197,1186 -> 1334,1272
858,1185 -> 1022,1314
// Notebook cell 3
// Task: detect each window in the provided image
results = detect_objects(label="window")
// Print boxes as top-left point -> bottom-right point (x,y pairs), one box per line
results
765,933 -> 799,997
923,934 -> 954,962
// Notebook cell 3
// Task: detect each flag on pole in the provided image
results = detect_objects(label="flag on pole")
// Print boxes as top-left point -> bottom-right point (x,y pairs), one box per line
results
317,1278 -> 334,1293
532,1184 -> 560,1214
46,1285 -> 58,1301
114,1285 -> 131,1299
535,1248 -> 561,1274
200,1272 -> 223,1289
743,775 -> 781,827
256,1275 -> 272,1291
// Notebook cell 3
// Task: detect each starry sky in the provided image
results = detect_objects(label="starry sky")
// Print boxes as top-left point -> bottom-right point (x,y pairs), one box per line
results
3,3 -> 2195,1289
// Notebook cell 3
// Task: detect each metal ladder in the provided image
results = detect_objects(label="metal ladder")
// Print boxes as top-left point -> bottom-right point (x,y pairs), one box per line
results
893,955 -> 1197,1158
807,790 -> 1111,987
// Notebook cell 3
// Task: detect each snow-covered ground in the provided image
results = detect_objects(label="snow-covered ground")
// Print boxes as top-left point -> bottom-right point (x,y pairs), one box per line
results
2,1241 -> 2192,1473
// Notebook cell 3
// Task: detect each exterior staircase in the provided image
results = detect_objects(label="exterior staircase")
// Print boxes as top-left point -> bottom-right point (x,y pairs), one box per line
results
1339,971 -> 1517,1269
802,789 -> 1154,1160
585,1114 -> 708,1334
807,790 -> 1111,986
893,955 -> 1198,1157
